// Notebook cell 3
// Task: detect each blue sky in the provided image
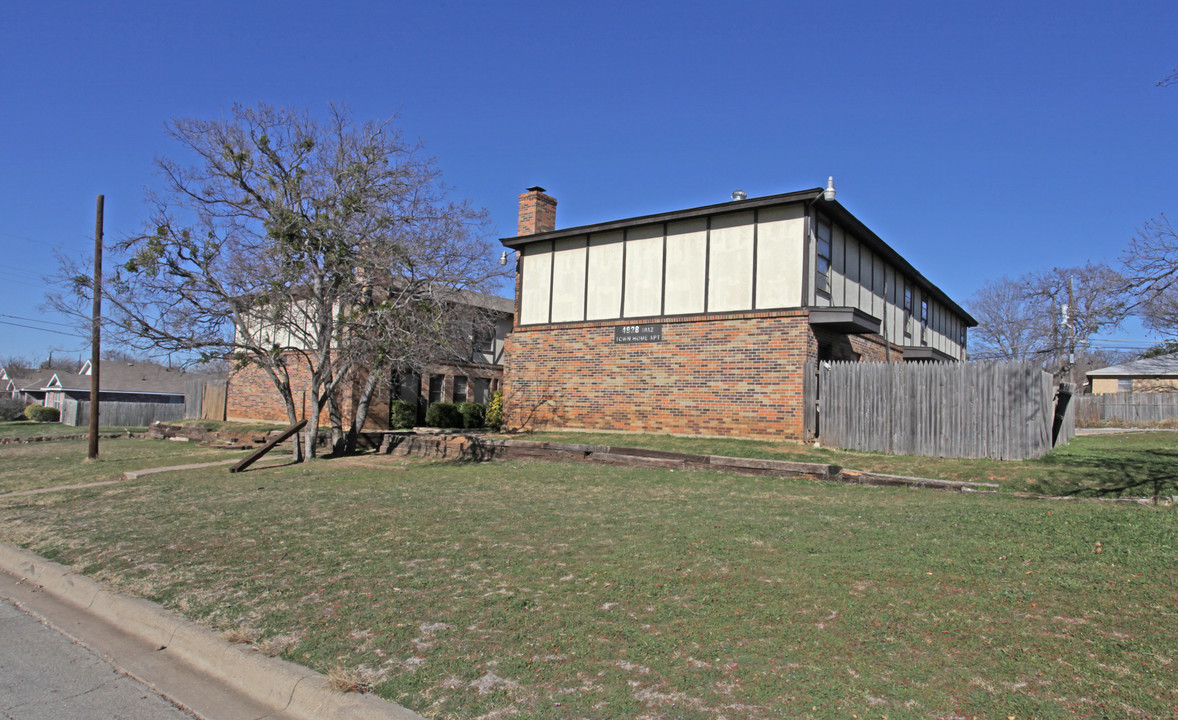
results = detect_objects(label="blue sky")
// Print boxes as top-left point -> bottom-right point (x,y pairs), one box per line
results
2,0 -> 1175,362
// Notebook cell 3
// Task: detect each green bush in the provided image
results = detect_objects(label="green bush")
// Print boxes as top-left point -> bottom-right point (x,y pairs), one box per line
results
0,397 -> 26,422
425,402 -> 462,429
457,402 -> 486,429
24,404 -> 60,423
390,399 -> 416,429
486,390 -> 504,431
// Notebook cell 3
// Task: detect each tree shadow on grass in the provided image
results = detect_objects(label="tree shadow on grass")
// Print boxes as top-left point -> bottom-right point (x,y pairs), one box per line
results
1035,446 -> 1178,500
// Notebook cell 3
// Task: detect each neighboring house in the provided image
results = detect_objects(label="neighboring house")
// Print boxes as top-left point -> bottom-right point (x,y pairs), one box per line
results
500,184 -> 977,441
1087,352 -> 1178,394
3,369 -> 54,405
39,360 -> 191,409
225,289 -> 515,428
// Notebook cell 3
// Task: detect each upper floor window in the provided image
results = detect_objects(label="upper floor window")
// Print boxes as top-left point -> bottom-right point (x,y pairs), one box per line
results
920,299 -> 929,345
815,220 -> 832,295
903,286 -> 913,338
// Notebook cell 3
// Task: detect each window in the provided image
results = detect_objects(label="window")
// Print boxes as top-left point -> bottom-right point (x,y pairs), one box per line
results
1117,378 -> 1132,392
428,375 -> 444,404
453,376 -> 468,403
815,220 -> 832,295
902,285 -> 913,338
920,299 -> 929,345
473,323 -> 494,354
473,378 -> 491,404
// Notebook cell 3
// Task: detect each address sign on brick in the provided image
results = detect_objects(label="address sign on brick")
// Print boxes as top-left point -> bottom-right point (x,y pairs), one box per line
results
614,324 -> 663,343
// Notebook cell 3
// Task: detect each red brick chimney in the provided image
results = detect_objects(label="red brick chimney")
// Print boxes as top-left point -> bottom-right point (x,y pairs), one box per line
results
517,186 -> 557,236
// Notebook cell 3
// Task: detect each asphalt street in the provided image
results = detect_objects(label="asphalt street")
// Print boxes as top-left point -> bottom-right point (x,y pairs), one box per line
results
0,596 -> 195,720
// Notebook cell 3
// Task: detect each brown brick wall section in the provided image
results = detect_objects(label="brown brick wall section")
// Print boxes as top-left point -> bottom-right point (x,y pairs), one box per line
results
229,356 -> 503,429
503,311 -> 822,440
517,188 -> 557,236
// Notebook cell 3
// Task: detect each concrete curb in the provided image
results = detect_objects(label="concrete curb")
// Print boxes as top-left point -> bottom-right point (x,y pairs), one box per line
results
0,542 -> 424,720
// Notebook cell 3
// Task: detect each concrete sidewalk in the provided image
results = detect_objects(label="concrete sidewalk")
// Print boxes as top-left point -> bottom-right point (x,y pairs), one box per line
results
0,544 -> 423,720
1,594 -> 197,719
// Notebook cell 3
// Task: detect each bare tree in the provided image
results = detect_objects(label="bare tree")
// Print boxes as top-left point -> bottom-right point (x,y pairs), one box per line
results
0,355 -> 37,376
968,264 -> 1128,379
50,103 -> 503,459
1121,215 -> 1178,339
967,276 -> 1050,361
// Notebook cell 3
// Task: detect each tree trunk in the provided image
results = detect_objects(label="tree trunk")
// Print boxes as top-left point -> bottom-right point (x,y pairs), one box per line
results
345,365 -> 385,454
303,389 -> 321,460
283,390 -> 303,463
325,389 -> 345,455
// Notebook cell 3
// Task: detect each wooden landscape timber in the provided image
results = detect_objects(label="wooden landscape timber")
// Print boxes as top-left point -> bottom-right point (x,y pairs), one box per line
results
379,433 -> 1000,492
229,419 -> 307,473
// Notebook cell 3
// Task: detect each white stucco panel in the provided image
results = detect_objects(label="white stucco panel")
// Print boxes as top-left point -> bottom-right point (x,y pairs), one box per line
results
550,236 -> 587,323
623,224 -> 664,318
708,211 -> 754,312
586,231 -> 624,320
663,218 -> 707,315
755,205 -> 804,309
519,243 -> 552,325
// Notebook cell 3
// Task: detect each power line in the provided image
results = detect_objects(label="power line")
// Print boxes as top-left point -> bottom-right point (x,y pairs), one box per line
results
0,313 -> 80,329
0,319 -> 86,338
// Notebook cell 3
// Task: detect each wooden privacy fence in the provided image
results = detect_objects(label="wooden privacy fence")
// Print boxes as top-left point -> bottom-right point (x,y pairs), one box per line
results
1073,392 -> 1178,426
185,378 -> 227,421
806,360 -> 1072,460
60,397 -> 185,427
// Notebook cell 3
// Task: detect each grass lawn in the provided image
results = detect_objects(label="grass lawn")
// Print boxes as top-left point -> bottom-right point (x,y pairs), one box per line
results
0,438 -> 247,495
525,430 -> 1178,499
0,440 -> 1174,719
0,420 -> 145,440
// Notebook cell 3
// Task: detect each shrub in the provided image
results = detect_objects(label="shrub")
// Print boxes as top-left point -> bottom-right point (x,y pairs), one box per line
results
0,397 -> 26,422
425,402 -> 462,429
24,404 -> 60,423
457,402 -> 485,429
486,390 -> 504,431
390,399 -> 416,429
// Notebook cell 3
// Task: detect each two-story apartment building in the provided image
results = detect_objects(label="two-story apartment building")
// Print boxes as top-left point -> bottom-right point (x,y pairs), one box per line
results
499,184 -> 976,440
226,288 -> 513,428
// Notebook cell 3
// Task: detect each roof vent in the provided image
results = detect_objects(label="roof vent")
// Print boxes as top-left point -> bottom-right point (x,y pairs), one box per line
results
731,190 -> 747,201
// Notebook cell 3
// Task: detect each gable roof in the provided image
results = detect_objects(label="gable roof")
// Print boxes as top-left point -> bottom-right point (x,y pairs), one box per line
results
9,370 -> 55,392
1087,352 -> 1178,378
46,362 -> 207,396
499,187 -> 976,326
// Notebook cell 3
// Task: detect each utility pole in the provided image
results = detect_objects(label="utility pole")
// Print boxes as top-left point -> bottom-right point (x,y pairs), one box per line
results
88,195 -> 103,460
1066,275 -> 1076,385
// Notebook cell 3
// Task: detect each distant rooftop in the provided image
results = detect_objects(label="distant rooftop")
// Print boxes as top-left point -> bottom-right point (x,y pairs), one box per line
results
1087,352 -> 1178,377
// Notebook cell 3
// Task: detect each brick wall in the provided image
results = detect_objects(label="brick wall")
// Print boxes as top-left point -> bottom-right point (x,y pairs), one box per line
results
517,187 -> 557,236
228,356 -> 503,429
227,359 -> 317,425
503,310 -> 827,440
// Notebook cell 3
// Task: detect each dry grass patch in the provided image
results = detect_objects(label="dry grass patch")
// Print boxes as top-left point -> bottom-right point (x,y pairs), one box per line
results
0,448 -> 1174,719
326,664 -> 379,693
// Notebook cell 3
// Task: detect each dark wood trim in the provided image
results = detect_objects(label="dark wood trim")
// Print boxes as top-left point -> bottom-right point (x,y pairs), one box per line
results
801,211 -> 811,304
660,222 -> 667,317
503,188 -> 977,327
502,187 -> 823,247
546,239 -> 555,324
703,216 -> 712,313
619,228 -> 628,318
751,209 -> 759,309
511,305 -> 812,330
581,235 -> 589,322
